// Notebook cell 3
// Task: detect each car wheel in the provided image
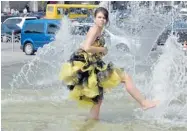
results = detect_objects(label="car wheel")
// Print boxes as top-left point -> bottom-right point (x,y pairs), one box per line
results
116,43 -> 130,53
24,43 -> 34,55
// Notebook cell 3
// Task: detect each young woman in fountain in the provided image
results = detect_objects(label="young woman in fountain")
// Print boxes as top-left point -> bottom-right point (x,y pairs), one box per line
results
59,7 -> 159,120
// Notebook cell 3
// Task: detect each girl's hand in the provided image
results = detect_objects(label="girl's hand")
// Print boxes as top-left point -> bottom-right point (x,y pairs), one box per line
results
80,42 -> 84,49
100,47 -> 108,56
103,47 -> 108,55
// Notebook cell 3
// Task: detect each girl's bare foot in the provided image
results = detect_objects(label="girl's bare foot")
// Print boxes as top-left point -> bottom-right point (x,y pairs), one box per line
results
85,115 -> 99,121
89,117 -> 99,120
141,100 -> 160,110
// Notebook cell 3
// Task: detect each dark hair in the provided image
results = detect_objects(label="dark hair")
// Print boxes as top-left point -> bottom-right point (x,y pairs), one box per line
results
94,7 -> 109,23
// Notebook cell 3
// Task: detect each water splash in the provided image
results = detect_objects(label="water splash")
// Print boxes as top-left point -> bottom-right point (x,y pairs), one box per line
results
130,2 -> 187,126
135,35 -> 187,126
6,2 -> 187,127
9,16 -> 77,98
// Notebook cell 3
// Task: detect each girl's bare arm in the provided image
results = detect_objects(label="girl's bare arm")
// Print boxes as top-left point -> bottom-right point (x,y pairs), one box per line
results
81,27 -> 106,54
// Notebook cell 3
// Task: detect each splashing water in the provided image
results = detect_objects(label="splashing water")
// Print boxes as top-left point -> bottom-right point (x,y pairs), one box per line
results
135,35 -> 187,126
4,2 -> 187,129
9,16 -> 80,99
130,2 -> 187,127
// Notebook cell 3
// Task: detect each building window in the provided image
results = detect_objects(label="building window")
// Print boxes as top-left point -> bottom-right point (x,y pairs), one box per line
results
57,8 -> 63,15
47,6 -> 54,12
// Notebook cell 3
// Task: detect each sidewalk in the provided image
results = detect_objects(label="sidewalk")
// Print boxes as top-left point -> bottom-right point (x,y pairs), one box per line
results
1,42 -> 35,66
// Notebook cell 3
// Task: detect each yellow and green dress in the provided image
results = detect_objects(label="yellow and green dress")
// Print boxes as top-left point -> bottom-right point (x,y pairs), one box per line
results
59,36 -> 124,107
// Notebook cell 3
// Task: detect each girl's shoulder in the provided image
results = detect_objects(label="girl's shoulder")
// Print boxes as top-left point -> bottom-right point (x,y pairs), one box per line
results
88,25 -> 101,35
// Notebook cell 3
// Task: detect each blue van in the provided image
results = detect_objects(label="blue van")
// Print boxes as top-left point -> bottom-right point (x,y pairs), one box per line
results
21,19 -> 60,55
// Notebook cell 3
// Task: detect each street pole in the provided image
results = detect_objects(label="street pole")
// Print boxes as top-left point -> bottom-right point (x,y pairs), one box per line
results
12,31 -> 14,52
183,41 -> 187,75
171,1 -> 174,34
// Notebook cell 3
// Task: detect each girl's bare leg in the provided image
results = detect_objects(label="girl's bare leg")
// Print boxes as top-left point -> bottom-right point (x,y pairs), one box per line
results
122,73 -> 159,110
89,100 -> 102,120
88,72 -> 159,120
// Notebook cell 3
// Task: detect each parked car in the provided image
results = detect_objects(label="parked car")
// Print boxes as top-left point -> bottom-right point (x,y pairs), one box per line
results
104,28 -> 137,53
1,23 -> 21,42
1,23 -> 21,35
156,19 -> 187,46
1,15 -> 19,23
3,17 -> 37,29
27,11 -> 45,19
179,8 -> 187,18
159,5 -> 177,14
21,19 -> 60,55
72,19 -> 138,53
71,17 -> 94,35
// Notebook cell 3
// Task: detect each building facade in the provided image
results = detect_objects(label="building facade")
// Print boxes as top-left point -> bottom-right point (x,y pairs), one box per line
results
1,1 -> 186,13
1,1 -> 99,12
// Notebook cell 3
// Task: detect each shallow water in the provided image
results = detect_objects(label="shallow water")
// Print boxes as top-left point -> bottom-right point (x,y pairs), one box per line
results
1,60 -> 187,131
2,89 -> 187,131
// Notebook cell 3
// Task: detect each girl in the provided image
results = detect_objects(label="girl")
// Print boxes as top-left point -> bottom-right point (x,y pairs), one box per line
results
59,7 -> 159,120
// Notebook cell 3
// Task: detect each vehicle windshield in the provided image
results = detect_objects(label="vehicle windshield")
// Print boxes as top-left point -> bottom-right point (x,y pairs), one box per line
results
69,8 -> 89,15
6,24 -> 21,30
4,18 -> 22,25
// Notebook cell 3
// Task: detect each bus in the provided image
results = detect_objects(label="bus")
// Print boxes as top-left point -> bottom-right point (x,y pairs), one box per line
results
45,4 -> 99,19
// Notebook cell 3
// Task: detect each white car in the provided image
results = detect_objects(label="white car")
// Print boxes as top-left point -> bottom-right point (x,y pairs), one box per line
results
71,20 -> 140,54
104,29 -> 140,54
179,8 -> 187,18
3,17 -> 37,29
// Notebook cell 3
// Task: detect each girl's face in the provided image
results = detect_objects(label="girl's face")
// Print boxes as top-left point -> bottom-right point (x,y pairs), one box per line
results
94,12 -> 107,28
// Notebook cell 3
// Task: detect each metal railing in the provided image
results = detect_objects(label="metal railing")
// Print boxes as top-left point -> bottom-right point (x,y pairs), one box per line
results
1,32 -> 21,52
